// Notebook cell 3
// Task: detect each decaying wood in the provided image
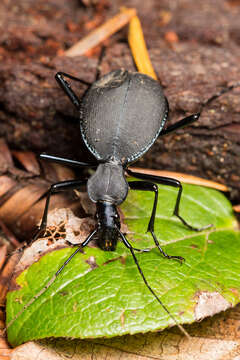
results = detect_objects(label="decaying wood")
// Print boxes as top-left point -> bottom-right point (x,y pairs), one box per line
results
0,0 -> 239,202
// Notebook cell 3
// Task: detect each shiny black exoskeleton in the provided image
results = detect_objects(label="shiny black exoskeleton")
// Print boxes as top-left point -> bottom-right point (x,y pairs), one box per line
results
35,70 -> 205,252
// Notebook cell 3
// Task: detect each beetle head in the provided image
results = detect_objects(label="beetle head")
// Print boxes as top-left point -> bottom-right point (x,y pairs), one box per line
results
96,202 -> 120,251
97,226 -> 119,251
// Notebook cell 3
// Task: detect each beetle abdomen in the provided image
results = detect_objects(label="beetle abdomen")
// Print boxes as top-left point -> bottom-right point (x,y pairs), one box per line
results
80,70 -> 168,164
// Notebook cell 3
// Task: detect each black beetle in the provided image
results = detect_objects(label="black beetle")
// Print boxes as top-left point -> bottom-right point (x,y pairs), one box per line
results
40,69 -> 208,251
7,69 -> 212,337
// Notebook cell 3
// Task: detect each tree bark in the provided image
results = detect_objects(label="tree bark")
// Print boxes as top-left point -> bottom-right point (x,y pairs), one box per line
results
0,0 -> 239,201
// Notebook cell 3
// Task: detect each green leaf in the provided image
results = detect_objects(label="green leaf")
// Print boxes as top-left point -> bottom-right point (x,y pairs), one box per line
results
6,183 -> 240,346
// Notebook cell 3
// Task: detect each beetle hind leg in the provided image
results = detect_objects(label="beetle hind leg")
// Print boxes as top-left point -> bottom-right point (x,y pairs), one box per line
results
127,169 -> 213,233
148,228 -> 185,263
172,180 -> 213,232
132,247 -> 151,253
128,180 -> 185,262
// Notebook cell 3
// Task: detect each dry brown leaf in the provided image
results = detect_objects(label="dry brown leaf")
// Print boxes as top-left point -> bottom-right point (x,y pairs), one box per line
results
0,350 -> 11,359
12,208 -> 95,275
233,204 -> 240,213
0,139 -> 14,169
0,308 -> 12,360
0,176 -> 17,198
15,195 -> 79,241
0,221 -> 20,248
64,8 -> 136,57
0,139 -> 80,241
9,305 -> 240,360
11,152 -> 40,176
0,245 -> 7,272
129,167 -> 229,192
0,250 -> 23,307
0,184 -> 48,226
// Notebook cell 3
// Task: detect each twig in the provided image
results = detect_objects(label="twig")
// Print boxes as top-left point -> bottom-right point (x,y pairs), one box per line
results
128,16 -> 157,80
64,8 -> 136,57
129,167 -> 229,192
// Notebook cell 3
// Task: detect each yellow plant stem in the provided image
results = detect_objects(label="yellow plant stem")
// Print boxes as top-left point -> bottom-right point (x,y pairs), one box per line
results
128,16 -> 157,80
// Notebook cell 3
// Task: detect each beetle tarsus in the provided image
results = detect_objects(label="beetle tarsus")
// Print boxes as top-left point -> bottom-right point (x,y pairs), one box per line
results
128,179 -> 185,262
149,229 -> 185,263
174,213 -> 213,232
132,247 -> 151,253
117,228 -> 190,338
31,227 -> 46,244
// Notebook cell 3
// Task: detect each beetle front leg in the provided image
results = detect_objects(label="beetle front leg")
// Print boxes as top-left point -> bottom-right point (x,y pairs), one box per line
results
31,179 -> 87,244
128,181 -> 184,262
39,153 -> 98,168
55,72 -> 90,111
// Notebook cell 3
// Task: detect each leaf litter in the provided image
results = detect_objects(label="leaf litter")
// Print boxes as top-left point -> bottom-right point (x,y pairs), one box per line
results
6,183 -> 240,347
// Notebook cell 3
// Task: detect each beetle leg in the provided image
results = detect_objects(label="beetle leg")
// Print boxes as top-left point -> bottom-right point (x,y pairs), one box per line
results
127,170 -> 213,232
132,247 -> 150,252
55,229 -> 97,274
201,81 -> 240,108
55,72 -> 90,110
5,229 -> 97,332
39,153 -> 98,168
129,181 -> 184,262
95,46 -> 106,81
159,113 -> 200,137
31,179 -> 87,244
117,228 -> 190,338
56,71 -> 91,86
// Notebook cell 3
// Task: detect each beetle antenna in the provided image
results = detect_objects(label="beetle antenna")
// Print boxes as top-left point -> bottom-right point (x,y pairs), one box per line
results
95,46 -> 106,81
4,229 -> 97,333
201,81 -> 240,109
117,229 -> 191,339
